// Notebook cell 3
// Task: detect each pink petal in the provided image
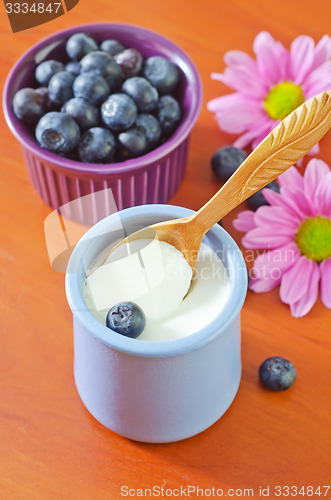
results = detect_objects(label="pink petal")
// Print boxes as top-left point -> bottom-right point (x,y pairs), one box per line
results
311,35 -> 331,70
302,61 -> 331,96
280,187 -> 315,217
304,158 -> 330,206
242,226 -> 294,249
307,143 -> 320,156
315,172 -> 331,217
254,205 -> 299,229
252,242 -> 299,281
263,187 -> 313,219
211,66 -> 267,98
290,261 -> 320,317
224,50 -> 258,72
278,166 -> 304,190
289,35 -> 315,84
233,210 -> 256,232
249,275 -> 281,292
207,92 -> 244,113
251,120 -> 275,149
233,121 -> 272,149
214,99 -> 267,134
253,32 -> 289,86
280,255 -> 314,304
320,258 -> 331,308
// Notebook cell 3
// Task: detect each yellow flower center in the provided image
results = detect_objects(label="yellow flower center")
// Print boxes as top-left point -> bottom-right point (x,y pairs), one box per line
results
264,82 -> 305,121
296,216 -> 331,262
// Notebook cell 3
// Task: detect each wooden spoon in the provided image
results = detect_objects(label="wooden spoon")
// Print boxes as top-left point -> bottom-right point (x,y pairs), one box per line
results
106,91 -> 331,269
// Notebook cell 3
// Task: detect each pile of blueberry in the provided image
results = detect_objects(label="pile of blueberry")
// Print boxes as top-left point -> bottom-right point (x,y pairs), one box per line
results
13,33 -> 182,163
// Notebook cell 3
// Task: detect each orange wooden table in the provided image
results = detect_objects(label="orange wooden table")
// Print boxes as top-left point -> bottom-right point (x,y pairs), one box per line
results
1,1 -> 331,498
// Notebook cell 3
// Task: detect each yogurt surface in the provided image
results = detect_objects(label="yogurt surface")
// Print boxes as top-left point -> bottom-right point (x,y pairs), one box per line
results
84,239 -> 230,342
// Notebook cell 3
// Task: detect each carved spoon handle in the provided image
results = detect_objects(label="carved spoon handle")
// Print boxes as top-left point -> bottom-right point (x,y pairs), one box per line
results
192,91 -> 331,234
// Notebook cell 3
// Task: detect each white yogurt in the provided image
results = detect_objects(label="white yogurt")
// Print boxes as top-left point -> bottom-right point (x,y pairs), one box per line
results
84,239 -> 230,342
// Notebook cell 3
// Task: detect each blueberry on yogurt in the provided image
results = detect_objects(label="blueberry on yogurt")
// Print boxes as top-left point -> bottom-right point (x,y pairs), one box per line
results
106,302 -> 146,338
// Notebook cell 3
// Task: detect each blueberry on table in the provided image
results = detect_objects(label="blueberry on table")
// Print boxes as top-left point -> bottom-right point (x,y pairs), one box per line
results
73,72 -> 109,105
65,61 -> 81,77
101,93 -> 137,131
13,88 -> 44,123
35,111 -> 80,154
62,97 -> 99,131
122,77 -> 158,113
66,33 -> 98,61
35,60 -> 64,86
106,302 -> 146,338
247,180 -> 280,210
118,127 -> 148,158
143,56 -> 180,95
78,127 -> 116,163
80,51 -> 123,90
259,356 -> 296,391
100,39 -> 126,56
114,48 -> 143,78
157,95 -> 181,135
136,113 -> 161,148
211,146 -> 247,182
48,71 -> 75,106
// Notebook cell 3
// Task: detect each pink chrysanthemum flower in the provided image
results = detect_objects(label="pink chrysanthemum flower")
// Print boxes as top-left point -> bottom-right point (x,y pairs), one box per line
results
207,32 -> 331,155
233,159 -> 331,318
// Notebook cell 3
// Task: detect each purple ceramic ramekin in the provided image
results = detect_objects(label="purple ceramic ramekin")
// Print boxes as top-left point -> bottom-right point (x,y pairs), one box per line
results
3,24 -> 202,224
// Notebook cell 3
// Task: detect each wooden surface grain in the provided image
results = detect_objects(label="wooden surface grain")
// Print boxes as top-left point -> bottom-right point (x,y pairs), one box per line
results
1,1 -> 331,498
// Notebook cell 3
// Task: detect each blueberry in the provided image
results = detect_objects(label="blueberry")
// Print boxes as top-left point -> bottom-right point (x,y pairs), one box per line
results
101,93 -> 137,131
143,56 -> 180,95
35,111 -> 80,154
65,61 -> 81,77
78,127 -> 116,163
259,356 -> 296,391
35,60 -> 64,86
136,113 -> 161,148
247,180 -> 280,211
73,72 -> 109,105
157,95 -> 181,135
36,87 -> 57,111
13,88 -> 44,123
122,77 -> 158,113
48,71 -> 75,105
66,33 -> 98,61
106,302 -> 145,338
100,39 -> 125,56
114,48 -> 143,78
80,51 -> 123,90
211,146 -> 247,182
61,97 -> 99,131
118,127 -> 148,158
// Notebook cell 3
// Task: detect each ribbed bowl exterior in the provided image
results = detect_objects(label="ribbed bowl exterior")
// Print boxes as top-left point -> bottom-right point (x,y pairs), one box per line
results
22,138 -> 189,224
3,24 -> 202,224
